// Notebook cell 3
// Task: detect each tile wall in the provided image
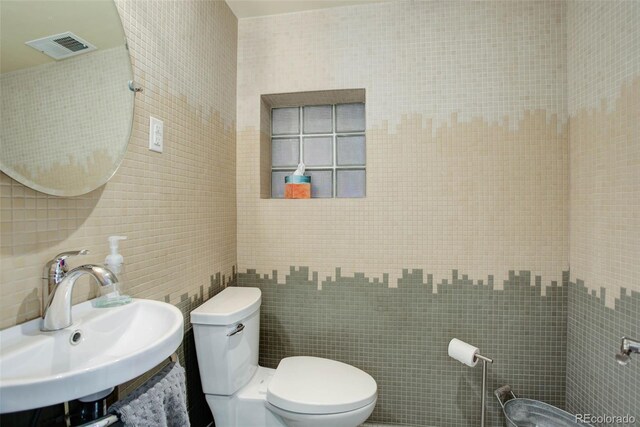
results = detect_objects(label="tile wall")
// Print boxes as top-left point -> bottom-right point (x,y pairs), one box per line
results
236,1 -> 569,425
566,0 -> 640,422
0,0 -> 237,424
238,268 -> 568,426
0,0 -> 237,329
1,0 -> 638,425
237,0 -> 568,288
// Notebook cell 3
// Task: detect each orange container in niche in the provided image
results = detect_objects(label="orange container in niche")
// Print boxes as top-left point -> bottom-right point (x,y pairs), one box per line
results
284,176 -> 311,199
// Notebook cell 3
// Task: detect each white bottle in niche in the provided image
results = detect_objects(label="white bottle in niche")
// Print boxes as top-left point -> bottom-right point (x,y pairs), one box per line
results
95,235 -> 132,307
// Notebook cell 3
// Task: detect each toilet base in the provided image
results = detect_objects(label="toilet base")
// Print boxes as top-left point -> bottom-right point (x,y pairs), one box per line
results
205,366 -> 376,427
206,367 -> 284,427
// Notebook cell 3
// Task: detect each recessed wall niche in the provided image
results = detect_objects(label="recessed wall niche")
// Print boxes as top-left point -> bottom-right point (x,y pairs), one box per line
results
259,89 -> 366,199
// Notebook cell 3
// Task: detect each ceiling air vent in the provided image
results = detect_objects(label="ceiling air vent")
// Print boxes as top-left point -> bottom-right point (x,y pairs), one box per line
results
25,32 -> 97,60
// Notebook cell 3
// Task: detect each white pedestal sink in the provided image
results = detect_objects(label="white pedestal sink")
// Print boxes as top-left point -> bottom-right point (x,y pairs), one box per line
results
0,298 -> 183,413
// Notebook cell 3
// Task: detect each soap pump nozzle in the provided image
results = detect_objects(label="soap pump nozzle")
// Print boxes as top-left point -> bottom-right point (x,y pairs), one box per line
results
105,236 -> 127,273
108,235 -> 127,252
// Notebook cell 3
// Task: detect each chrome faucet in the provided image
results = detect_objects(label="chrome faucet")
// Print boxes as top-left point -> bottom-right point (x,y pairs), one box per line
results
41,250 -> 118,331
615,337 -> 640,366
43,250 -> 89,306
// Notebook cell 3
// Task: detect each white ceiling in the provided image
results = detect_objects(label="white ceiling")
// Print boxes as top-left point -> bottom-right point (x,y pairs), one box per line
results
0,0 -> 124,74
225,0 -> 387,19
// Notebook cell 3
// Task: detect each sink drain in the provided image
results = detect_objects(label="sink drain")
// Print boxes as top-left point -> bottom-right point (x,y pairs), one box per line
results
70,329 -> 83,345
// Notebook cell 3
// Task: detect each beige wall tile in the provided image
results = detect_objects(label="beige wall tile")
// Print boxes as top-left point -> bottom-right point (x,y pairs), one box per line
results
0,0 -> 238,329
236,1 -> 569,289
568,1 -> 640,306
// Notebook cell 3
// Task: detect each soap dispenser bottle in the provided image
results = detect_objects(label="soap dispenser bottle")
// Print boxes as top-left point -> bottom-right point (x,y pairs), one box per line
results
95,235 -> 132,307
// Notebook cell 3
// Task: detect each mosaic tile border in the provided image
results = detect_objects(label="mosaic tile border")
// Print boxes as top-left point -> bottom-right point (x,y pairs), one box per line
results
165,268 -> 237,332
238,267 -> 569,427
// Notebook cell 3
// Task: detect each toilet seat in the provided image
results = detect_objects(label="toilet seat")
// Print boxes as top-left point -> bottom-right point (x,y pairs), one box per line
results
267,356 -> 377,415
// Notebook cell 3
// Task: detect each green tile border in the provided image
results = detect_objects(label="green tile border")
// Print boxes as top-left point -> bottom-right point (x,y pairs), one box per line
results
238,267 -> 568,426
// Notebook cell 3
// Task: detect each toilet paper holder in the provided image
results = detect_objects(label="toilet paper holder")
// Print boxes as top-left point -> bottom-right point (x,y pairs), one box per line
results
475,353 -> 493,427
448,339 -> 494,427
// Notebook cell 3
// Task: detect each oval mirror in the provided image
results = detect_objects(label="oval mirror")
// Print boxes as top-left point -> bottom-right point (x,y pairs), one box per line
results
0,0 -> 134,197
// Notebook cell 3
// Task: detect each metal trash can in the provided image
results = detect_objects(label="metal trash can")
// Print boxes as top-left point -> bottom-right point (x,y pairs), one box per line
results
496,386 -> 593,427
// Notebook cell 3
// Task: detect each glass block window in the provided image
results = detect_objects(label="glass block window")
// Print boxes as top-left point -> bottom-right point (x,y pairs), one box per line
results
271,103 -> 365,198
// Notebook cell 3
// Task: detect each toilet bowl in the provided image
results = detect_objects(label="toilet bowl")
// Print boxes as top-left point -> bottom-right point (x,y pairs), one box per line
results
191,287 -> 377,427
266,400 -> 377,427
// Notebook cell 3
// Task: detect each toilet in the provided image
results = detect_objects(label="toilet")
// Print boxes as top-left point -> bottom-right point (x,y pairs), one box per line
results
191,287 -> 378,427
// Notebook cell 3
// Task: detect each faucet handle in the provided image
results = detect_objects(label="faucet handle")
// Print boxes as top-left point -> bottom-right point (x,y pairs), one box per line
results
53,249 -> 90,262
53,249 -> 89,271
44,250 -> 89,285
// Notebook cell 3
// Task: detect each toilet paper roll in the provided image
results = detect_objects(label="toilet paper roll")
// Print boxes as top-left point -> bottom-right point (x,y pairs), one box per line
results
448,338 -> 479,367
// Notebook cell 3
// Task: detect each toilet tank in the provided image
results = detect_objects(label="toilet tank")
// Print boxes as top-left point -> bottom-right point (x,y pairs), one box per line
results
191,287 -> 261,395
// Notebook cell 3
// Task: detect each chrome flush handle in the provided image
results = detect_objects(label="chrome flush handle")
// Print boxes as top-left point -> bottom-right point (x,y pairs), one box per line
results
227,323 -> 245,337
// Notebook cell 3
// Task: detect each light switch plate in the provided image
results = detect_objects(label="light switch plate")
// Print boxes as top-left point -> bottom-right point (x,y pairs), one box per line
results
149,117 -> 163,153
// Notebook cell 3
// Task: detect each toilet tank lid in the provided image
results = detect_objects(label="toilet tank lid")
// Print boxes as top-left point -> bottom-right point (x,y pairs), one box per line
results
190,287 -> 261,325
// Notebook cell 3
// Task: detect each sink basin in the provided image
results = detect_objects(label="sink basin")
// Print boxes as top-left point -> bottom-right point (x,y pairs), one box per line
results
0,298 -> 183,413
